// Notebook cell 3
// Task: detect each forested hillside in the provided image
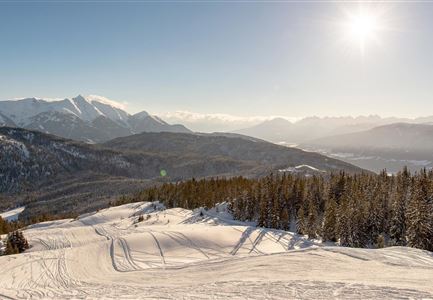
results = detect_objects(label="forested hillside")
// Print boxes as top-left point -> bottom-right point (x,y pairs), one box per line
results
117,167 -> 433,251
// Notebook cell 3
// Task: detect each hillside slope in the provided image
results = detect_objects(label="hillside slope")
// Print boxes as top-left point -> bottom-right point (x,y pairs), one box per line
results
103,132 -> 366,174
0,127 -> 261,194
301,123 -> 433,172
0,202 -> 432,299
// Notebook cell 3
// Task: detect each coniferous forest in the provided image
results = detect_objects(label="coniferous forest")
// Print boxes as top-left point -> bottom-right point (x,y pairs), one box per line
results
115,167 -> 433,252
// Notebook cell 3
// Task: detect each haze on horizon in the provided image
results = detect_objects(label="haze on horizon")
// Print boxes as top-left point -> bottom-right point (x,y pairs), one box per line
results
1,1 -> 433,128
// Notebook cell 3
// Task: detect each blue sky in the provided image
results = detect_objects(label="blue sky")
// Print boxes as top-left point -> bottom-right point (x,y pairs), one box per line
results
1,1 -> 433,119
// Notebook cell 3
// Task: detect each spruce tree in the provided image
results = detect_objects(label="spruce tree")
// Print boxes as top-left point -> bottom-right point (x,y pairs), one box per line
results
296,205 -> 306,235
390,169 -> 410,245
337,197 -> 351,247
280,207 -> 290,231
306,198 -> 319,239
322,198 -> 337,242
406,173 -> 433,251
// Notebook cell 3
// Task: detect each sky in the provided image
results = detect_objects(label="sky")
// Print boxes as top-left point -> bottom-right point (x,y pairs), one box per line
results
1,0 -> 433,126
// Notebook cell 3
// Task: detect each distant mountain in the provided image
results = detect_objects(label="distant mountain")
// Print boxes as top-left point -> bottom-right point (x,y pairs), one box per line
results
234,118 -> 296,143
0,95 -> 191,143
103,131 -> 366,175
128,111 -> 190,134
234,115 -> 422,144
300,123 -> 433,173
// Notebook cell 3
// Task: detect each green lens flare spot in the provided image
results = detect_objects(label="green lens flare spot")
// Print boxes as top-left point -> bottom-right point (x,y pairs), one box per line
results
160,169 -> 167,177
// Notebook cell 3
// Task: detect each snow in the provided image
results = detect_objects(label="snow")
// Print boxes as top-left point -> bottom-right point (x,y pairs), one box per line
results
279,164 -> 325,173
0,206 -> 25,222
0,95 -> 129,125
87,94 -> 126,110
0,134 -> 30,159
0,202 -> 432,299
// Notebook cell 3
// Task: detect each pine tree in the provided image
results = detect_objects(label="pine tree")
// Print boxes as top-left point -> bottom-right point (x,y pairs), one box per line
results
257,185 -> 267,227
4,230 -> 29,255
280,207 -> 290,231
406,173 -> 433,251
322,198 -> 337,242
296,205 -> 306,235
390,168 -> 410,245
306,198 -> 319,239
337,197 -> 351,247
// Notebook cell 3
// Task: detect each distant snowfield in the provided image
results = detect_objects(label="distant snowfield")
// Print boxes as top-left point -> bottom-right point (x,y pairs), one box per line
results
1,202 -> 433,299
0,206 -> 25,222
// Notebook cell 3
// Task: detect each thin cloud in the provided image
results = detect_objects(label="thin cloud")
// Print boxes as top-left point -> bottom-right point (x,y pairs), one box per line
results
87,95 -> 128,110
161,110 -> 298,132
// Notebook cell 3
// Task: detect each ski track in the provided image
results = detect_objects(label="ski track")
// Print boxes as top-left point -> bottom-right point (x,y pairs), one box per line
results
1,202 -> 433,299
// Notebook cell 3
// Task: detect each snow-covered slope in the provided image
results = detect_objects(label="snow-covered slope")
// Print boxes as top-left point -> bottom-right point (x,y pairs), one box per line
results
0,95 -> 191,142
1,202 -> 432,299
0,206 -> 25,222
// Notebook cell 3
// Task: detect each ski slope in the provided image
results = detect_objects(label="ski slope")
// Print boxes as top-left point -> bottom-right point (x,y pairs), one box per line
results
0,206 -> 25,222
1,202 -> 432,299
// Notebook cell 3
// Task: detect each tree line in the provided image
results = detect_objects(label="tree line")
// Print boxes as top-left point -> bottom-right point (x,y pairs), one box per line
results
114,167 -> 433,251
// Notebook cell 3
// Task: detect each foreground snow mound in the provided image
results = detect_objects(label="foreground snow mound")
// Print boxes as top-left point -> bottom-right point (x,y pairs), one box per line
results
1,202 -> 432,299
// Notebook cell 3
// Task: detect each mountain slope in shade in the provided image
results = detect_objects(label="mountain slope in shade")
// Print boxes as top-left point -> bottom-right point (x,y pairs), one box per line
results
301,123 -> 433,173
24,111 -> 107,143
128,111 -> 190,134
0,127 -> 364,192
0,112 -> 16,127
91,115 -> 133,140
103,131 -> 366,175
0,95 -> 192,142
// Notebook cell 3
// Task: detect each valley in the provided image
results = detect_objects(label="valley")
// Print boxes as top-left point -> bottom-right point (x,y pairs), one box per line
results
0,126 -> 364,220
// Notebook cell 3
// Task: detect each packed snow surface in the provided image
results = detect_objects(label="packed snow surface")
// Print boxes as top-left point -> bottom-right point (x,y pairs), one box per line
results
1,202 -> 433,299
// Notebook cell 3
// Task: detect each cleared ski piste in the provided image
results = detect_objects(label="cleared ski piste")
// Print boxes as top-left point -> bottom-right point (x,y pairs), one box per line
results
0,206 -> 25,222
1,202 -> 432,299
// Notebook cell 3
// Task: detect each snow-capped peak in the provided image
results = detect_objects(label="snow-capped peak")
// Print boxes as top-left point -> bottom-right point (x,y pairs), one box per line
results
131,111 -> 150,120
0,95 -> 192,140
87,95 -> 127,110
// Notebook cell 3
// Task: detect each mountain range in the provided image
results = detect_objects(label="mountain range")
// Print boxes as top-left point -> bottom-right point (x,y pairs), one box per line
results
0,95 -> 191,143
300,123 -> 433,173
234,115 -> 433,144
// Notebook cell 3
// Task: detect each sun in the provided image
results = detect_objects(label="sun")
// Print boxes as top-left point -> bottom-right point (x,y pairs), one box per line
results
344,10 -> 381,55
349,13 -> 378,42
338,5 -> 390,56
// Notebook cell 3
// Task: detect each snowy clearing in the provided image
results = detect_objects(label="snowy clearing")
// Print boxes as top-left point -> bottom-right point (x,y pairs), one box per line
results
0,206 -> 25,222
0,202 -> 432,299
